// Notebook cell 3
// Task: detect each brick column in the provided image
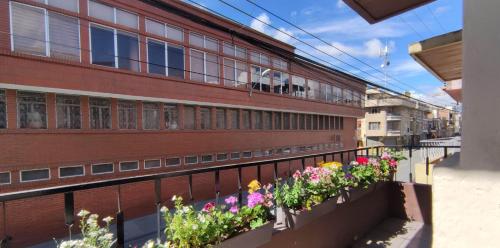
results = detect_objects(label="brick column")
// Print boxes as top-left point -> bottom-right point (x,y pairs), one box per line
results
79,0 -> 90,64
46,93 -> 56,129
6,89 -> 17,130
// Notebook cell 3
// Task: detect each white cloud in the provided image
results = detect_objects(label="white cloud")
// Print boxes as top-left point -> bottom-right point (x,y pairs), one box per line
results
434,6 -> 450,15
391,59 -> 426,75
337,0 -> 346,8
307,17 -> 408,39
316,39 -> 395,58
273,27 -> 293,43
250,13 -> 271,33
290,11 -> 298,17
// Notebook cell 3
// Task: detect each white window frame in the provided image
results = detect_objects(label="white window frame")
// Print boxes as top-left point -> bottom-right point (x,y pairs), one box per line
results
36,0 -> 80,13
91,162 -> 114,175
200,154 -> 214,163
55,94 -> 82,129
119,160 -> 140,172
89,22 -> 141,72
19,168 -> 51,183
144,159 -> 162,169
189,32 -> 218,52
16,91 -> 48,129
251,65 -> 270,92
58,165 -> 85,178
166,157 -> 181,167
88,0 -> 138,29
216,153 -> 228,162
0,171 -> 12,185
184,155 -> 198,165
242,151 -> 252,158
190,48 -> 219,84
146,37 -> 185,78
230,152 -> 240,160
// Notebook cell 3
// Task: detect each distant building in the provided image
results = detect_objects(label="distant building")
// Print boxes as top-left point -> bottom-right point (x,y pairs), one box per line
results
425,107 -> 461,138
358,89 -> 432,146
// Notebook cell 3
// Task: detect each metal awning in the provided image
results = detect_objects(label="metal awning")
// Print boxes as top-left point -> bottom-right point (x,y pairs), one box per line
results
342,0 -> 435,24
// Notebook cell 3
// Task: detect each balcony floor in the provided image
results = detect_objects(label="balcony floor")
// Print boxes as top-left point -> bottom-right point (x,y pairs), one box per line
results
353,218 -> 431,248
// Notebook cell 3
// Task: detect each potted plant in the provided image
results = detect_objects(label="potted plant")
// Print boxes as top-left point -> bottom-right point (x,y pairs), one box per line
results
379,149 -> 407,182
145,180 -> 274,248
343,157 -> 379,202
274,166 -> 342,230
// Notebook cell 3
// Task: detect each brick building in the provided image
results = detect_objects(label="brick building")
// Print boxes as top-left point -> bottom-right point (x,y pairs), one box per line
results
0,0 -> 366,246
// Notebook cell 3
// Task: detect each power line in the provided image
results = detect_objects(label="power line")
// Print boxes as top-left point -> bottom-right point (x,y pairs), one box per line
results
204,0 -> 455,108
398,16 -> 424,40
412,11 -> 434,36
426,5 -> 446,33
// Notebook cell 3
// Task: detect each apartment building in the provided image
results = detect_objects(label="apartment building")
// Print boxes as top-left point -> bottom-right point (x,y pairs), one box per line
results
0,0 -> 367,246
358,89 -> 431,146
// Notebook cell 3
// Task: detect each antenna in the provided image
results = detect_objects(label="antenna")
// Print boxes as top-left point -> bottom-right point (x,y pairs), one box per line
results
380,41 -> 390,87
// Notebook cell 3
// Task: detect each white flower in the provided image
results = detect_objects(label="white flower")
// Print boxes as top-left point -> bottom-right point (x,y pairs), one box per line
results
102,216 -> 114,224
192,224 -> 198,230
171,195 -> 177,201
77,209 -> 90,217
160,206 -> 168,214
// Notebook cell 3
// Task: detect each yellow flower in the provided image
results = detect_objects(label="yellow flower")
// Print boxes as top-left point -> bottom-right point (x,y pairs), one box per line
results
248,180 -> 261,193
320,161 -> 343,169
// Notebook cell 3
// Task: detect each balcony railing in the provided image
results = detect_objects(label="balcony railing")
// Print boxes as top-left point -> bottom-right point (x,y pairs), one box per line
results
386,114 -> 402,121
0,144 -> 460,247
387,129 -> 401,135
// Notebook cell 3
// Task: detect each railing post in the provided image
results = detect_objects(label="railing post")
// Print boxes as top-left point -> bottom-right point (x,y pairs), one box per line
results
257,165 -> 262,182
301,157 -> 305,170
64,192 -> 74,239
188,175 -> 193,201
444,147 -> 448,158
116,186 -> 124,248
322,154 -> 327,163
214,171 -> 220,205
154,179 -> 162,242
273,162 -> 278,180
340,152 -> 344,164
237,167 -> 243,207
426,153 -> 430,176
313,156 -> 317,166
376,147 -> 380,157
365,148 -> 369,157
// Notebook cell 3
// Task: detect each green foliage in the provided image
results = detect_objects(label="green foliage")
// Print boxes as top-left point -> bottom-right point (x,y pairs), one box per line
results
56,210 -> 115,248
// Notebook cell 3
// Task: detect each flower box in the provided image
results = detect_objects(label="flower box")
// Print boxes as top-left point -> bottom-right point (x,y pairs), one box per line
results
344,183 -> 376,202
217,221 -> 274,248
278,195 -> 340,230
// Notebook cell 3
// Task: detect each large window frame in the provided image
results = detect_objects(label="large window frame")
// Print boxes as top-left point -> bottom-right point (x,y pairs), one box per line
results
190,49 -> 219,84
146,37 -> 185,79
88,0 -> 138,29
56,94 -> 81,129
223,58 -> 248,87
251,65 -> 271,92
17,91 -> 47,129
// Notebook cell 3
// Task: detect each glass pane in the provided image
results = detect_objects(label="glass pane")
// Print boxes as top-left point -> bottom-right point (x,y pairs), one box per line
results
167,25 -> 184,42
230,152 -> 240,160
201,154 -> 213,163
120,161 -> 139,171
230,109 -> 239,129
223,42 -> 235,56
216,153 -> 228,161
143,102 -> 160,130
21,169 -> 49,182
183,106 -> 195,129
236,61 -> 248,86
88,0 -> 114,23
200,107 -> 211,129
164,104 -> 179,130
242,110 -> 250,129
254,111 -> 262,129
17,92 -> 47,129
89,98 -> 111,129
308,80 -> 320,100
205,37 -> 218,51
291,113 -> 297,129
292,76 -> 306,98
251,66 -> 260,91
299,114 -> 305,130
250,52 -> 260,63
274,112 -> 282,130
283,113 -> 290,130
49,12 -> 80,61
145,160 -> 161,169
146,19 -> 165,37
11,3 -> 46,56
190,50 -> 204,82
185,156 -> 198,165
261,54 -> 270,65
206,53 -> 219,84
216,108 -> 226,129
263,111 -> 272,130
147,40 -> 166,75
0,172 -> 11,184
312,115 -> 318,130
118,100 -> 136,129
92,163 -> 113,174
116,9 -> 138,29
59,166 -> 84,178
235,46 -> 247,59
48,0 -> 79,12
189,33 -> 203,47
91,26 -> 115,67
166,157 -> 180,166
167,44 -> 184,79
274,72 -> 289,94
117,32 -> 139,71
56,95 -> 81,129
224,58 -> 236,87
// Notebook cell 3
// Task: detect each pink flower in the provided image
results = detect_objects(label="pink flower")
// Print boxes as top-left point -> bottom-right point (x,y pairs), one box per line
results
389,159 -> 398,167
247,192 -> 264,208
293,170 -> 301,179
229,205 -> 239,213
310,173 -> 320,184
381,152 -> 391,160
202,202 -> 215,212
225,196 -> 238,206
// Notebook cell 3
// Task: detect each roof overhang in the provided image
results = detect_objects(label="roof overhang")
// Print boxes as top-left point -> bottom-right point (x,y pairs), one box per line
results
409,30 -> 463,82
442,88 -> 462,102
342,0 -> 435,24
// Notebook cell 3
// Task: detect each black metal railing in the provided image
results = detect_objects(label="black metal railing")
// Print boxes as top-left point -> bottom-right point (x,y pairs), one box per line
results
0,144 -> 459,247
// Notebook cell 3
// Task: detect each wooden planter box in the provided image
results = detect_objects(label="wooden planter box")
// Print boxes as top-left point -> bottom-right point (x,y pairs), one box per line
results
217,221 -> 274,248
343,183 -> 376,202
277,196 -> 340,230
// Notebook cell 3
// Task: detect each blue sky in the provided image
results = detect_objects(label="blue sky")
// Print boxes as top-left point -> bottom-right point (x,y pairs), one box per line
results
188,0 -> 463,107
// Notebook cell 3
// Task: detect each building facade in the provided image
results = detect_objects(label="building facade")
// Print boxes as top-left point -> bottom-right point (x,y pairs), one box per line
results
0,0 -> 366,246
358,89 -> 430,146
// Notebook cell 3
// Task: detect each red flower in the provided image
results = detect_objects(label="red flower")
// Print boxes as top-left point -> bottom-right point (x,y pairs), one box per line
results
389,159 -> 398,168
202,202 -> 215,212
356,157 -> 369,165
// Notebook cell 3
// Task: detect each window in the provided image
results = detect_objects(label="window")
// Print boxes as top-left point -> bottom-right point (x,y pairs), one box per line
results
92,163 -> 113,175
230,152 -> 240,160
223,58 -> 248,87
321,83 -> 332,102
0,90 -> 5,129
292,76 -> 306,98
370,108 -> 380,114
200,107 -> 211,130
273,71 -> 289,94
369,122 -> 380,130
230,109 -> 239,129
190,49 -> 219,84
272,58 -> 288,70
283,113 -> 290,130
312,115 -> 318,130
145,19 -> 184,42
334,116 -> 340,130
201,154 -> 214,163
144,159 -> 161,169
18,91 -> 47,129
242,110 -> 251,129
0,172 -> 10,185
10,3 -> 80,60
253,150 -> 263,158
88,1 -> 138,29
120,161 -> 139,171
216,108 -> 226,129
143,102 -> 160,130
299,114 -> 305,130
343,89 -> 353,105
147,39 -> 185,79
291,113 -> 297,129
250,52 -> 270,65
274,112 -> 282,130
20,168 -> 50,182
332,86 -> 342,103
242,151 -> 252,158
164,104 -> 179,130
254,111 -> 263,129
223,42 -> 246,59
90,25 -> 139,71
319,115 -> 325,130
118,100 -> 137,129
263,111 -> 272,130
37,0 -> 80,12
59,165 -> 84,178
89,98 -> 111,129
183,106 -> 196,129
216,153 -> 228,161
353,91 -> 362,107
340,117 -> 344,130
189,33 -> 218,52
56,95 -> 81,129
307,80 -> 320,100
251,65 -> 271,92
306,115 -> 312,130
166,157 -> 181,166
330,116 -> 335,130
184,155 -> 198,165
